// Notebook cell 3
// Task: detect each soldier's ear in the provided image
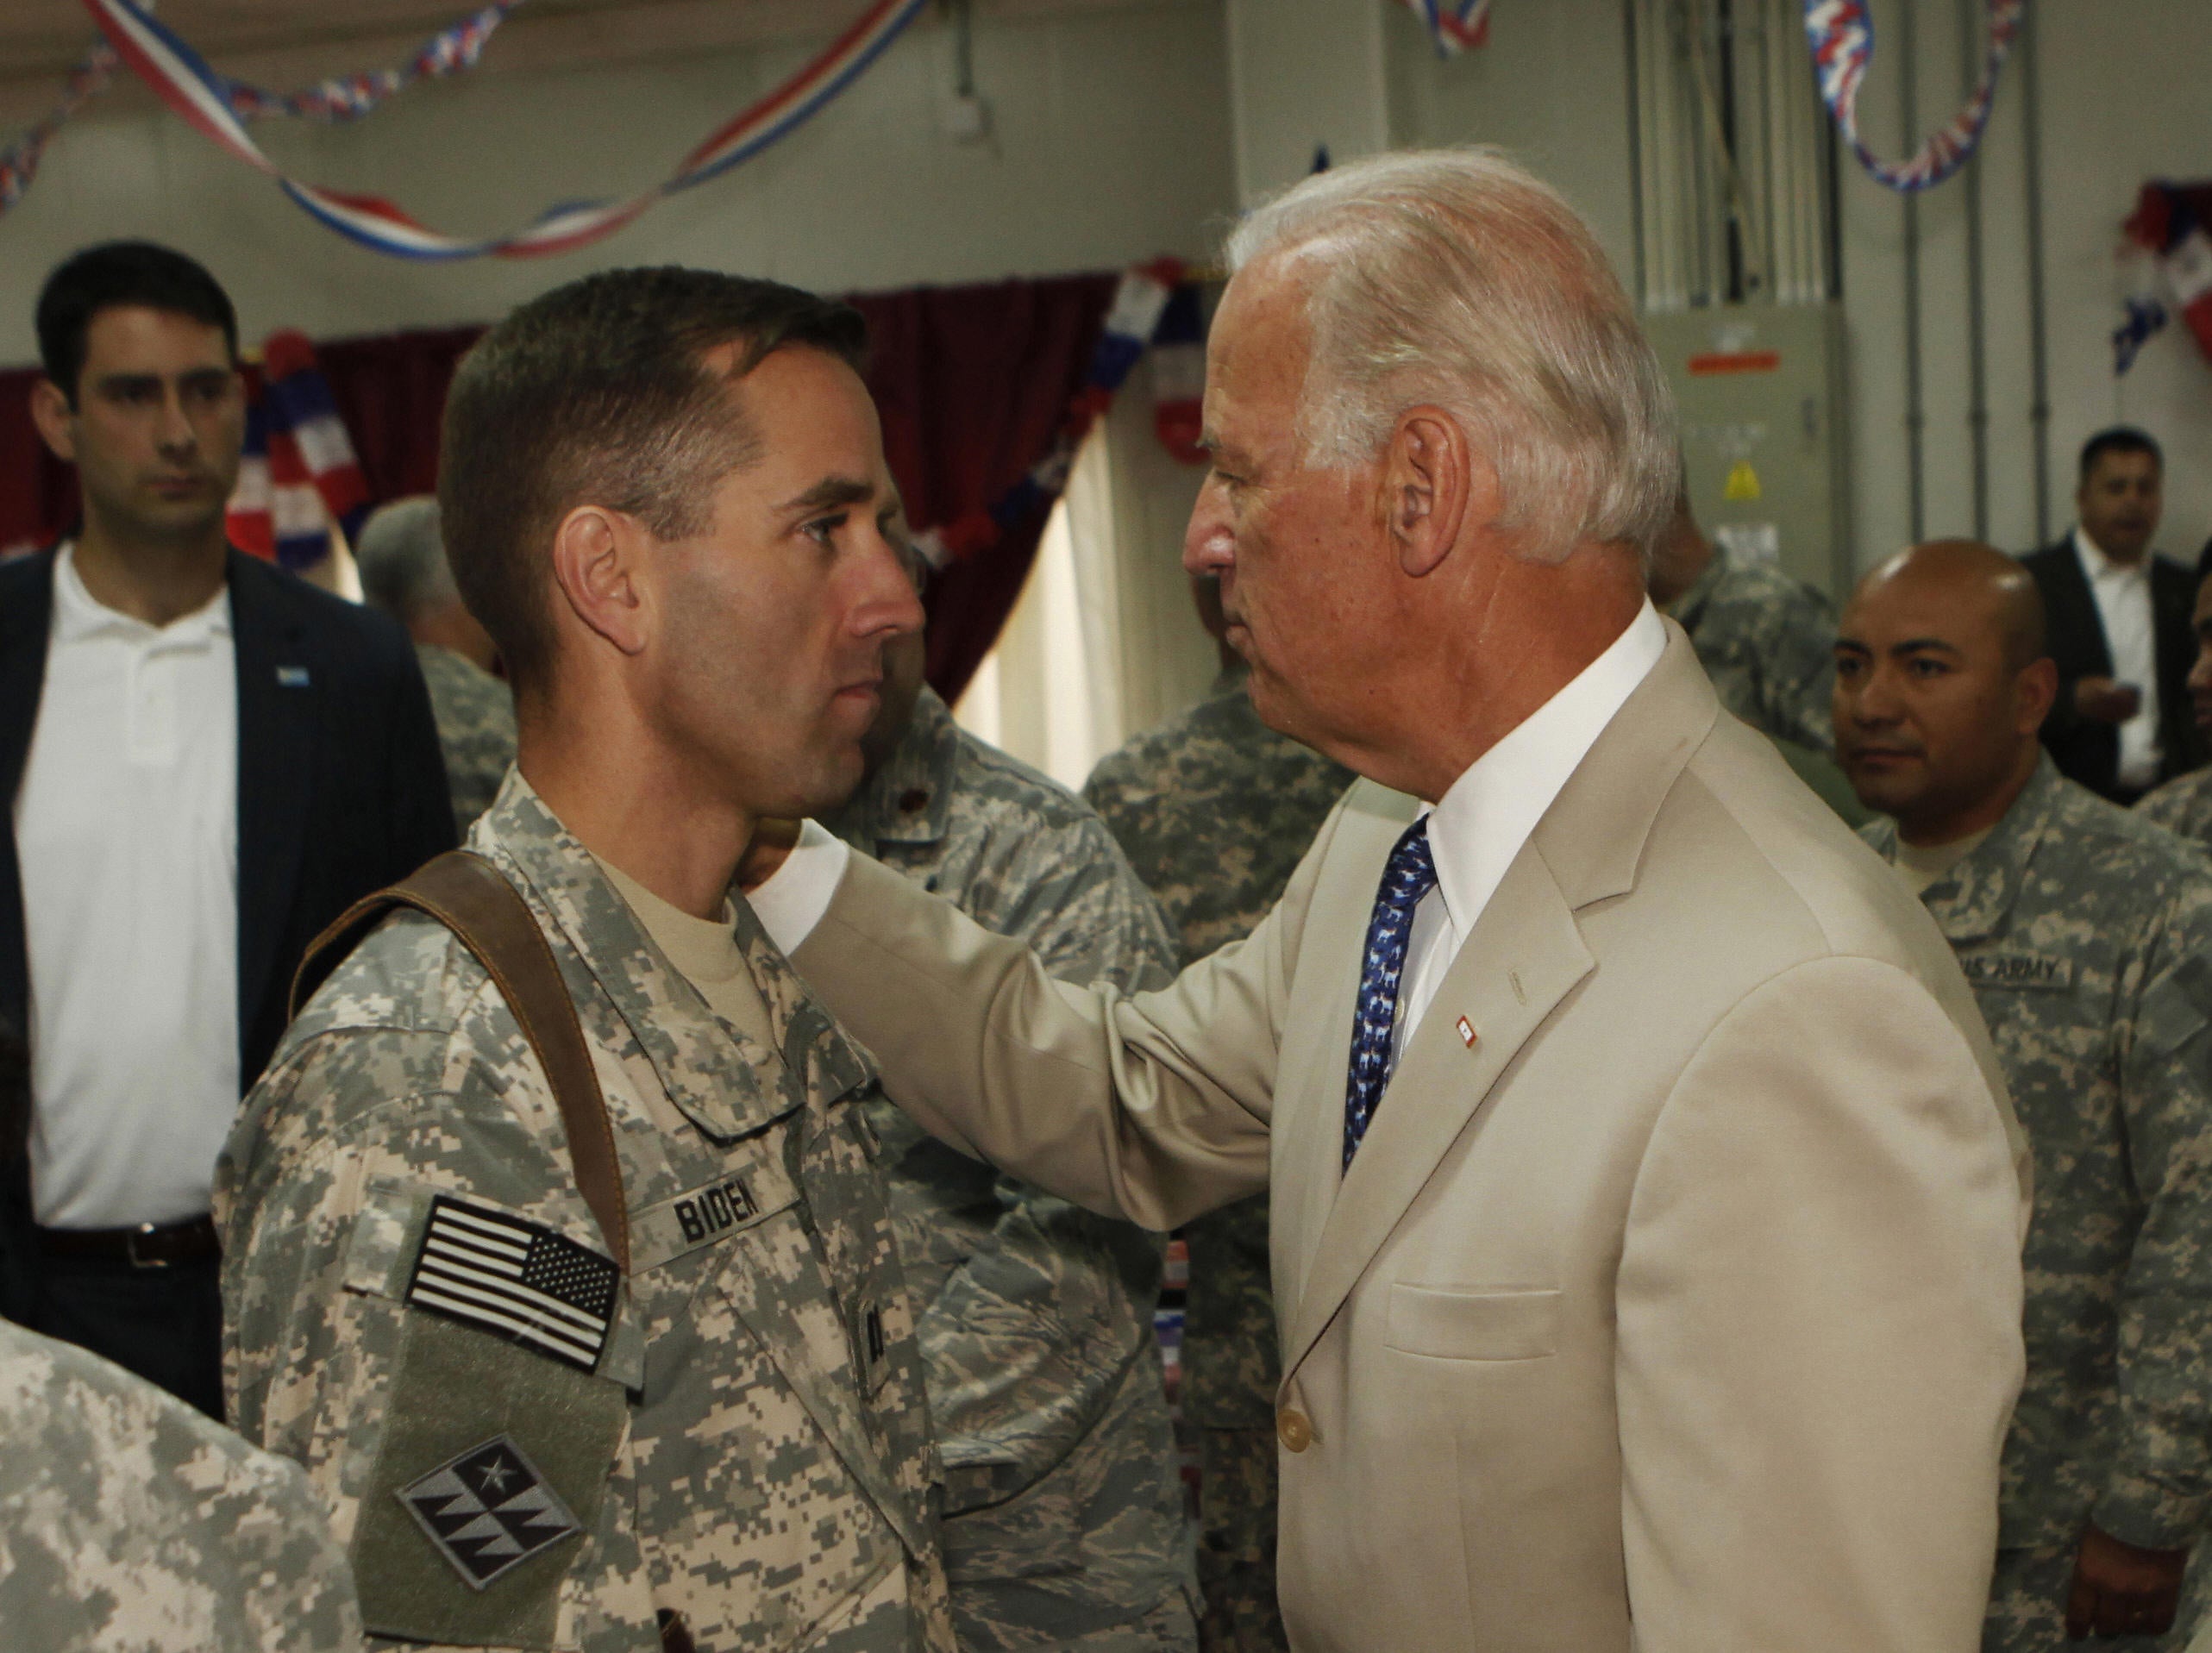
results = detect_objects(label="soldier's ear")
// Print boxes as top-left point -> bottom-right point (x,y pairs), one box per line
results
2014,656 -> 2058,736
549,505 -> 649,658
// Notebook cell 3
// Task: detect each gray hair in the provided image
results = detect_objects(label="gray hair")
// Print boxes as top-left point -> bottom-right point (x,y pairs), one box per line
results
354,495 -> 456,623
1225,147 -> 1678,565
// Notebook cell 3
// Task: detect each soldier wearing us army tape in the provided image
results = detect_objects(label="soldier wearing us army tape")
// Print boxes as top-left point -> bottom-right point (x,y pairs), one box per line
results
217,270 -> 955,1651
823,610 -> 1196,1650
1836,541 -> 2212,1650
1083,574 -> 1350,1653
0,1029 -> 362,1653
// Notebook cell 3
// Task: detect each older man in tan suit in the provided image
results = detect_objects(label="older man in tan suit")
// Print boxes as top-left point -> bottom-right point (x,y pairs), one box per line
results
749,150 -> 2029,1650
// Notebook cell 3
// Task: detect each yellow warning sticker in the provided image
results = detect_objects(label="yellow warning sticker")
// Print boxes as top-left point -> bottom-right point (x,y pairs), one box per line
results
1723,460 -> 1763,502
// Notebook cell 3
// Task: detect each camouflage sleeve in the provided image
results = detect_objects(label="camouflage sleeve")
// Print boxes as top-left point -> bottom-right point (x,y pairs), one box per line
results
972,815 -> 1180,997
1762,586 -> 1839,754
0,1325 -> 364,1652
2099,894 -> 2212,1548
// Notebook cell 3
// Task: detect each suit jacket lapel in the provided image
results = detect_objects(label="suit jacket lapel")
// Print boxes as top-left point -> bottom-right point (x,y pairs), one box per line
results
0,551 -> 55,1047
229,552 -> 316,1068
1276,623 -> 1718,1385
1281,848 -> 1591,1380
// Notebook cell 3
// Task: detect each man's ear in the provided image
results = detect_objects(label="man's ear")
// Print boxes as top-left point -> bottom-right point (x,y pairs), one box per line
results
548,505 -> 651,657
2015,656 -> 2059,736
1382,408 -> 1478,578
29,379 -> 76,465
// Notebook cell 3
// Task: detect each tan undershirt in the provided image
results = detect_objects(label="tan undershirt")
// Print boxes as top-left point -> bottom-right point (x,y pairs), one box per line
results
1892,826 -> 1993,896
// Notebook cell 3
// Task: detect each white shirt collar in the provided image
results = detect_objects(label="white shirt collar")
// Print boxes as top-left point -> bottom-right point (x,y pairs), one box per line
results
1423,599 -> 1668,939
51,542 -> 233,648
2072,525 -> 2146,585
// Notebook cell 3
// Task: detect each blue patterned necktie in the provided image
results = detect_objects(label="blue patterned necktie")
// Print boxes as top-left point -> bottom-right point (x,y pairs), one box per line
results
1342,818 -> 1439,1169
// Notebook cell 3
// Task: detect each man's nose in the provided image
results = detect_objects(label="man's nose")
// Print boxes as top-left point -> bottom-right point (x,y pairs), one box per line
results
861,533 -> 927,637
2190,644 -> 2212,694
1852,666 -> 1906,724
1183,478 -> 1234,578
154,387 -> 197,453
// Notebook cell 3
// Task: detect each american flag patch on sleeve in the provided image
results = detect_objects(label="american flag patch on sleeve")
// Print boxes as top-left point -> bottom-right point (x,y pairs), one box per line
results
404,1196 -> 620,1373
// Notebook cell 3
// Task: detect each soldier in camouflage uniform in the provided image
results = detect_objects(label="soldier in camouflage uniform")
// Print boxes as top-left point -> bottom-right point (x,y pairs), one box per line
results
356,496 -> 518,836
1082,579 -> 1350,1653
218,270 -> 954,1651
824,644 -> 1195,1651
0,1316 -> 363,1651
1648,489 -> 1838,752
2136,570 -> 2212,854
1837,542 -> 2212,1650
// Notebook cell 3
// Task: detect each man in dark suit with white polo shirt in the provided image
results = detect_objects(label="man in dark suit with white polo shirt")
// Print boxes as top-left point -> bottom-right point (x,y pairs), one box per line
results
0,241 -> 453,1417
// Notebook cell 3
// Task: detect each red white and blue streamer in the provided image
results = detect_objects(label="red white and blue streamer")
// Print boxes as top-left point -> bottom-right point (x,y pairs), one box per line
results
3,4 -> 527,220
78,0 -> 929,260
226,332 -> 372,570
1805,0 -> 2022,194
913,260 -> 1194,573
1402,0 -> 1493,59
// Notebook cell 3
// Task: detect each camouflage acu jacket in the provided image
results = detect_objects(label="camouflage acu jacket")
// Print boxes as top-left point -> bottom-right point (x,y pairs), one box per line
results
414,643 -> 517,838
0,1318 -> 362,1652
216,774 -> 953,1653
1083,668 -> 1350,1431
1670,548 -> 1838,753
1863,756 -> 2212,1550
2138,765 -> 2212,855
826,687 -> 1193,1635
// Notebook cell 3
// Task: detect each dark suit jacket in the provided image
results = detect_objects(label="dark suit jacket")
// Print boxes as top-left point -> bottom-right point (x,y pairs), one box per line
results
2021,535 -> 2205,800
0,548 -> 454,1259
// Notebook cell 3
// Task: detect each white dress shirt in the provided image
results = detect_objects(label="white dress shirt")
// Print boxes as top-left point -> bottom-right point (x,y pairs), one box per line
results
14,546 -> 240,1228
753,602 -> 1669,1091
1391,599 -> 1666,1060
2073,527 -> 2163,792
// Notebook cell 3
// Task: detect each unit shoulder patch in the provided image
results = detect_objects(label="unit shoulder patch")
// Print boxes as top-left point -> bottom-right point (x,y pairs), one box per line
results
399,1434 -> 583,1589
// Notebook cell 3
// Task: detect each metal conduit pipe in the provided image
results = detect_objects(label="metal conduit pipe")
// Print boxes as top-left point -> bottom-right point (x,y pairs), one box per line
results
2020,0 -> 2052,545
1960,0 -> 1990,541
1900,0 -> 1927,543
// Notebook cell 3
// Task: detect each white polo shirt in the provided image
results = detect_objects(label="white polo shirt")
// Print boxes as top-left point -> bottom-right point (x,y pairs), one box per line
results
13,545 -> 240,1228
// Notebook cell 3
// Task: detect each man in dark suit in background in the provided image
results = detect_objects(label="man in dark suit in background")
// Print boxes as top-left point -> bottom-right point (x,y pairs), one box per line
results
2021,428 -> 2203,802
0,241 -> 452,1416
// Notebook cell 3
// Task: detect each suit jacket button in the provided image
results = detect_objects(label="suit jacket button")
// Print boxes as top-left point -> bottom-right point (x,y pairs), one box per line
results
1276,1407 -> 1313,1453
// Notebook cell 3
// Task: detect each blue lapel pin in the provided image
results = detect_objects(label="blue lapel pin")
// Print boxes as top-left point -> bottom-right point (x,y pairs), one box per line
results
276,665 -> 310,688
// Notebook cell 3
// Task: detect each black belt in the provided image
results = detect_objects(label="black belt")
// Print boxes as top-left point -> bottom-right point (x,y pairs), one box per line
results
34,1214 -> 220,1269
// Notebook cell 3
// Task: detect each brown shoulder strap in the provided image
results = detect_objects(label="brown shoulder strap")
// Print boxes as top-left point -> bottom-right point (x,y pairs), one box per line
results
291,850 -> 631,1274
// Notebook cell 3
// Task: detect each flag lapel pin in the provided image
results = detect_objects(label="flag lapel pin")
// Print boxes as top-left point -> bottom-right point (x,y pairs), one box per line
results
1455,1015 -> 1478,1049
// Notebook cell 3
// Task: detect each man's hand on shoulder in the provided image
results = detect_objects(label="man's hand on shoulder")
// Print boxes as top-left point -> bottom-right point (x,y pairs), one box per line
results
2065,1521 -> 2190,1640
2075,677 -> 2144,725
738,818 -> 802,892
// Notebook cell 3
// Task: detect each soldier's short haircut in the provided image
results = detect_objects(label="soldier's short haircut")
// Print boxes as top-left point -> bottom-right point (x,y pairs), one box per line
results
2079,425 -> 2162,481
355,496 -> 455,626
35,241 -> 238,406
439,267 -> 868,694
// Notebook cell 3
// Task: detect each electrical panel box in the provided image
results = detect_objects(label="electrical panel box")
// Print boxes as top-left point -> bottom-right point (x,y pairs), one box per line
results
1641,303 -> 1850,602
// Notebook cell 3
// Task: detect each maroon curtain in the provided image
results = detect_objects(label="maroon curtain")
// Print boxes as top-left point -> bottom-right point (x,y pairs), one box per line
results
0,274 -> 1118,701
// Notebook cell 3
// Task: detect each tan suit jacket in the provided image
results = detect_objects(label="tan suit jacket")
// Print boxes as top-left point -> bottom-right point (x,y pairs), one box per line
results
792,625 -> 2029,1651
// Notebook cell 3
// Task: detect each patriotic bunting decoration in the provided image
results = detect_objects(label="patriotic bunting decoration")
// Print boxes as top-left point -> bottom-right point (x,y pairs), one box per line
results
1401,1 -> 1493,59
1805,0 -> 2023,194
79,0 -> 930,260
1150,285 -> 1208,467
2120,181 -> 2212,373
3,3 -> 527,221
913,259 -> 1193,573
225,332 -> 372,570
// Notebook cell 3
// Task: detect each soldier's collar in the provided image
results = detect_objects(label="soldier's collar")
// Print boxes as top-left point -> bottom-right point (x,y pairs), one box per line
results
1914,754 -> 2064,942
471,774 -> 861,1143
825,685 -> 958,851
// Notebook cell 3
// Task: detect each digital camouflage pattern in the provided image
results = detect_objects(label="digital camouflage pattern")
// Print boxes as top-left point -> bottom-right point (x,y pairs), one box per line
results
827,686 -> 1195,1652
1083,667 -> 1351,1653
216,773 -> 953,1653
1986,1543 -> 2212,1653
0,1316 -> 362,1652
1864,757 -> 2212,1647
413,643 -> 517,838
1669,546 -> 1839,751
2138,766 -> 2212,855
